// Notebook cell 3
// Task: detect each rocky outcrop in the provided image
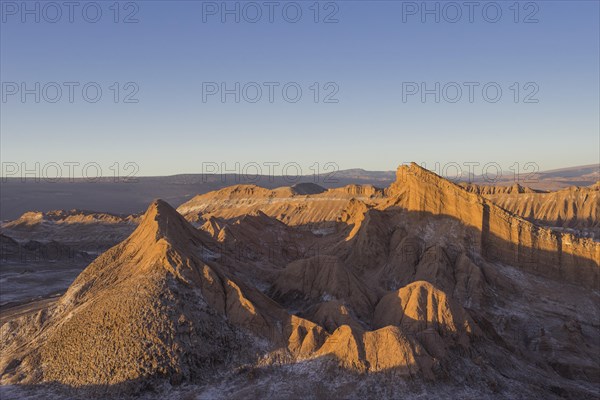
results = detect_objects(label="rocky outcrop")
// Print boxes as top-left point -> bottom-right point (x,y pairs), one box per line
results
460,183 -> 538,195
303,300 -> 364,333
177,184 -> 382,226
315,324 -> 434,377
373,281 -> 478,349
1,209 -> 139,252
413,246 -> 456,294
464,183 -> 599,235
452,253 -> 486,308
272,255 -> 376,321
0,201 -> 286,388
2,162 -> 599,399
389,163 -> 599,289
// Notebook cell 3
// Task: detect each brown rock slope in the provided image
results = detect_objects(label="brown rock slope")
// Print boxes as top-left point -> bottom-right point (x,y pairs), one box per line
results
1,163 -> 599,398
0,200 -> 440,393
315,324 -> 435,376
389,163 -> 599,288
178,163 -> 598,290
461,182 -> 599,236
272,255 -> 377,321
177,183 -> 383,226
0,201 -> 288,389
373,281 -> 479,348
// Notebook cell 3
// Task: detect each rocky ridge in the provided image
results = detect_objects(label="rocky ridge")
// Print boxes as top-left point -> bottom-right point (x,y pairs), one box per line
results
0,163 -> 598,399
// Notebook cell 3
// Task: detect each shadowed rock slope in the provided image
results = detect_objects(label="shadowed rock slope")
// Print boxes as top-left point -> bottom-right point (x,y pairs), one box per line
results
0,201 -> 444,393
1,163 -> 599,399
388,163 -> 599,288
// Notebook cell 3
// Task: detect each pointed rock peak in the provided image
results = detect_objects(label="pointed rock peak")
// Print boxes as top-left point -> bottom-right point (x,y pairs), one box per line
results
147,198 -> 175,212
244,209 -> 270,219
235,210 -> 283,227
395,162 -> 447,186
388,162 -> 481,207
142,199 -> 183,223
509,183 -> 536,194
133,199 -> 196,244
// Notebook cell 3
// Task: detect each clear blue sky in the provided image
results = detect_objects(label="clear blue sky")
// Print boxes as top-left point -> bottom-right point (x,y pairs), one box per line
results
1,0 -> 599,177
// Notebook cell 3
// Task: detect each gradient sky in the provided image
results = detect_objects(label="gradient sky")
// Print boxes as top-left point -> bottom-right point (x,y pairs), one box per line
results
1,0 -> 599,177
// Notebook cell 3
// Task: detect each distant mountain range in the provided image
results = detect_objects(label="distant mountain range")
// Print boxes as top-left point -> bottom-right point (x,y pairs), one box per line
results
1,164 -> 597,220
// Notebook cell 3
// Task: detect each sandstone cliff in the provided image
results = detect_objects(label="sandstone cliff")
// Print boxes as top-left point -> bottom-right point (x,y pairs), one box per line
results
389,163 -> 599,288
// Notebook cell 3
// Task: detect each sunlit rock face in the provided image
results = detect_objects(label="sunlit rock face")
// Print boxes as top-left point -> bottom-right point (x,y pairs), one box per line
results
1,164 -> 598,399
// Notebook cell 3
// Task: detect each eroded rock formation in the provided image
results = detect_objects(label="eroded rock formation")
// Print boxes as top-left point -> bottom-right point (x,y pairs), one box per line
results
1,163 -> 598,399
